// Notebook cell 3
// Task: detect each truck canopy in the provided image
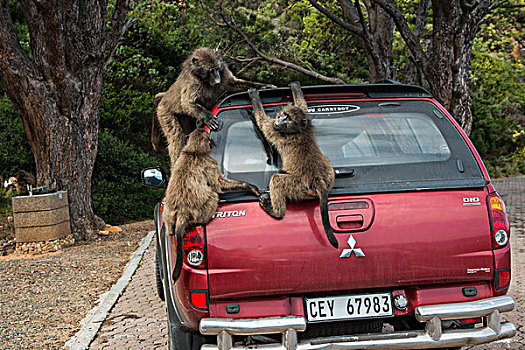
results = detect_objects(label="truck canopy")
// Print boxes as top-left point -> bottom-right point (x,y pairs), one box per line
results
206,97 -> 492,299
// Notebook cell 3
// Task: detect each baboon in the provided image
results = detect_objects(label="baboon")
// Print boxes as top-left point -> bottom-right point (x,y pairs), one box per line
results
163,128 -> 260,281
150,92 -> 165,152
152,47 -> 275,161
248,82 -> 338,249
9,170 -> 36,196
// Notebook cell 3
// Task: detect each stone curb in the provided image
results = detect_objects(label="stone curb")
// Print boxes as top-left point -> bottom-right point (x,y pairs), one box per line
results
63,230 -> 155,350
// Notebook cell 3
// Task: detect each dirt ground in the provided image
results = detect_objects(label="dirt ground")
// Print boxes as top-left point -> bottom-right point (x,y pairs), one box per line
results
0,220 -> 154,350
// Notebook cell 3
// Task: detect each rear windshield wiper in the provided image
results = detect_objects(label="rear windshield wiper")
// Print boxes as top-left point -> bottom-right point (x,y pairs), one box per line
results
247,109 -> 277,167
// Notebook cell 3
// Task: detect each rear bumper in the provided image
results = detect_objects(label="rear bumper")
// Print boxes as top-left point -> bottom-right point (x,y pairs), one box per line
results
199,295 -> 516,350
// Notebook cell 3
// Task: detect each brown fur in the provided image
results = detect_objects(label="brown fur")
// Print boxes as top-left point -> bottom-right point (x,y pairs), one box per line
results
10,170 -> 36,196
163,128 -> 260,280
150,92 -> 165,152
248,82 -> 338,248
152,47 -> 275,162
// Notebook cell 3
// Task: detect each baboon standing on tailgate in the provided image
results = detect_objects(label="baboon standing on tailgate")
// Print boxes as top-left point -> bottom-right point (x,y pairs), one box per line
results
163,128 -> 260,281
152,47 -> 275,161
248,82 -> 338,249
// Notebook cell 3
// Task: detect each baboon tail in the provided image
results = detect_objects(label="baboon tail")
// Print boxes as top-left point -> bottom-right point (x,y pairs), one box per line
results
151,112 -> 163,152
151,93 -> 165,152
173,231 -> 183,283
320,192 -> 338,249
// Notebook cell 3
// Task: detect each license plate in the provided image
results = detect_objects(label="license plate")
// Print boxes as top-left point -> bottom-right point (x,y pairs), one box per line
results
305,292 -> 393,322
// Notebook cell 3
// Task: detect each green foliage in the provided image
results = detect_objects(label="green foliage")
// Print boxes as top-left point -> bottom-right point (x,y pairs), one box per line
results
470,93 -> 525,178
0,95 -> 34,218
470,51 -> 525,104
469,3 -> 525,178
0,95 -> 34,179
100,19 -> 183,151
92,131 -> 165,224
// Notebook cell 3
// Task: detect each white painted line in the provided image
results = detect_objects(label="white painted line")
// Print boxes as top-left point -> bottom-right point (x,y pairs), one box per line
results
63,230 -> 155,350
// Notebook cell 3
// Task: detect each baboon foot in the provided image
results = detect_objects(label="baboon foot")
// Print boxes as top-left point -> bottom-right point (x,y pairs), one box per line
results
249,185 -> 261,197
260,193 -> 283,220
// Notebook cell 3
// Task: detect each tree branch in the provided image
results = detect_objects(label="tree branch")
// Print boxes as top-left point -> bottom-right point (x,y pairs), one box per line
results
218,15 -> 346,84
20,0 -> 66,79
0,0 -> 39,104
308,0 -> 364,36
371,0 -> 428,69
62,1 -> 84,73
225,55 -> 261,63
102,0 -> 134,65
414,0 -> 431,39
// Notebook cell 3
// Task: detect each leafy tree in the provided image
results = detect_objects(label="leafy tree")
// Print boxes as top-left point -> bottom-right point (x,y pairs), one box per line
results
0,0 -> 133,240
308,0 -> 395,82
371,0 -> 504,135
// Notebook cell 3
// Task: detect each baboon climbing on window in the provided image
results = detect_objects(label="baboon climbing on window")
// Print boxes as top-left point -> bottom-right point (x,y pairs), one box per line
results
248,82 -> 338,249
152,47 -> 275,161
163,128 -> 260,281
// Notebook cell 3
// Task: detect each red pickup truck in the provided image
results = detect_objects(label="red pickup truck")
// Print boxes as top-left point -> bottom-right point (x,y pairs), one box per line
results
142,83 -> 516,350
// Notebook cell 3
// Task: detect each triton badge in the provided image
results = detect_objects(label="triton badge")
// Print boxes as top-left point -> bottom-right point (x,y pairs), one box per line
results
212,210 -> 246,218
340,235 -> 365,258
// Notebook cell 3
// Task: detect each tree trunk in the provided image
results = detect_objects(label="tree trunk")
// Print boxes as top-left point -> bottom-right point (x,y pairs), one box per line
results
14,66 -> 105,240
0,0 -> 132,240
371,0 -> 493,135
422,0 -> 482,134
363,0 -> 393,82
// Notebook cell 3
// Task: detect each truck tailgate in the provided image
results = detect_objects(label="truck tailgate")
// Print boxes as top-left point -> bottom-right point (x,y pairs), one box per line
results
206,188 -> 493,299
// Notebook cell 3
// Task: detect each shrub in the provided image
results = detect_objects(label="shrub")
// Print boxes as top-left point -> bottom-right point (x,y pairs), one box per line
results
0,95 -> 35,179
92,131 -> 166,224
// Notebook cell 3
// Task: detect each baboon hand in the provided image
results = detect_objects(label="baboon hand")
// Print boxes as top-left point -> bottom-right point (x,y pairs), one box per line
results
248,88 -> 258,100
203,112 -> 220,131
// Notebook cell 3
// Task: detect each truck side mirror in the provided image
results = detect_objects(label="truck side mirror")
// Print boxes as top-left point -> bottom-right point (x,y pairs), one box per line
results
141,167 -> 167,189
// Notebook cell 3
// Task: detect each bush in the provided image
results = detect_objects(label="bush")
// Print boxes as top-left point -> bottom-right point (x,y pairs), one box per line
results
92,131 -> 166,224
0,95 -> 35,179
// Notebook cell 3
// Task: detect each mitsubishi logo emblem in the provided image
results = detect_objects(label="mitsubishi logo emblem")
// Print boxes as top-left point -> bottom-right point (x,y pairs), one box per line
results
340,235 -> 365,258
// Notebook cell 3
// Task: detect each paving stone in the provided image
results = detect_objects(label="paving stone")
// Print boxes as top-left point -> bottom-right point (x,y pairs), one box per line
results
89,244 -> 167,350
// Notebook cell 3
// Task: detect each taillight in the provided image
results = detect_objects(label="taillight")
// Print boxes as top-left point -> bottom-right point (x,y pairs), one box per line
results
189,290 -> 208,310
487,193 -> 510,248
183,226 -> 206,268
495,268 -> 511,290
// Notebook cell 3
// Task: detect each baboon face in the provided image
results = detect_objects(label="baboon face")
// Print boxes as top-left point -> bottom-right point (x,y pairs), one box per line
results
190,47 -> 224,86
273,105 -> 310,134
183,128 -> 215,155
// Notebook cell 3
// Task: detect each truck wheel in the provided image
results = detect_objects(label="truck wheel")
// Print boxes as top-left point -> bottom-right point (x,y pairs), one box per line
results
155,242 -> 165,301
167,322 -> 206,350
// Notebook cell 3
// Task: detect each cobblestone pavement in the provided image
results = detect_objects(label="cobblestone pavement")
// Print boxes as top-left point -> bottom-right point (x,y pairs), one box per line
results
89,244 -> 167,350
88,177 -> 524,350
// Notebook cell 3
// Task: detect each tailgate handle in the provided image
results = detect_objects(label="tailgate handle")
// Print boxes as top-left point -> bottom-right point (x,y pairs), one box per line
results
336,215 -> 363,230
